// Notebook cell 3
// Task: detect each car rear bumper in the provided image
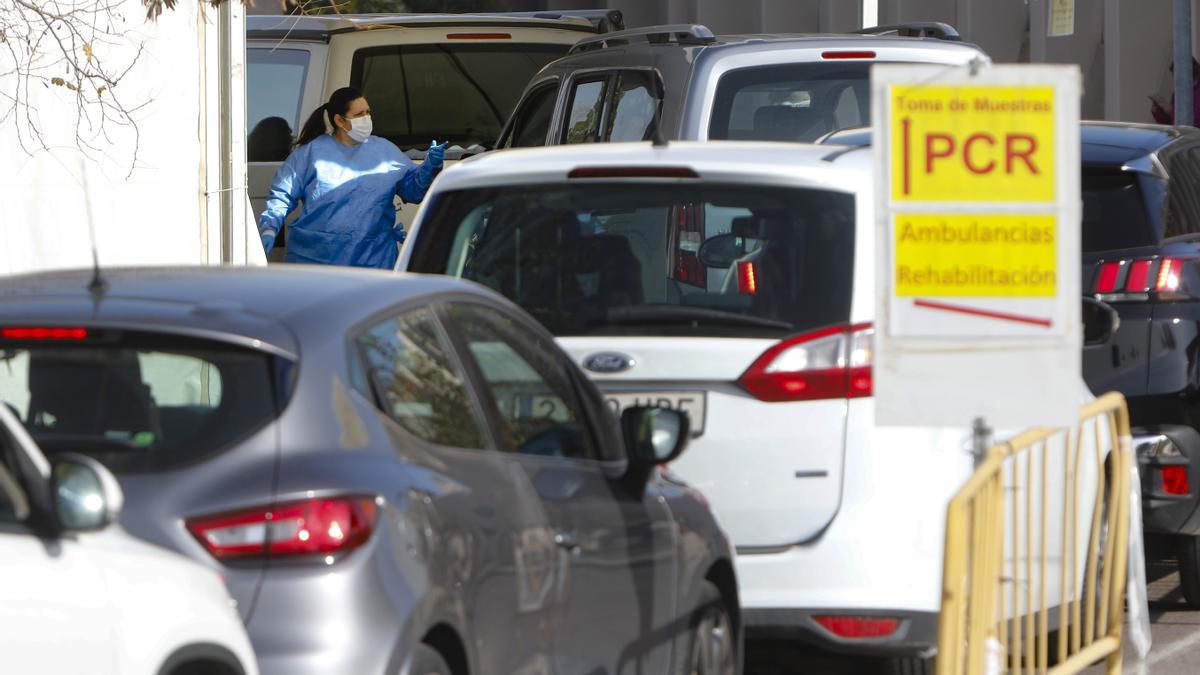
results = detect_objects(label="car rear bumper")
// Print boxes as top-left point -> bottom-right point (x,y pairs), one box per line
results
743,608 -> 938,657
1132,427 -> 1200,535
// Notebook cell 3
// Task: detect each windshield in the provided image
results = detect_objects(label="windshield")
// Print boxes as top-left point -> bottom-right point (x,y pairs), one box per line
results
0,331 -> 283,473
408,184 -> 856,338
709,62 -> 874,142
1081,168 -> 1161,253
351,43 -> 568,151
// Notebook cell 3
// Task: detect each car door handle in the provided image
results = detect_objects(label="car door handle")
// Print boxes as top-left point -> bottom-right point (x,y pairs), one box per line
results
554,532 -> 580,552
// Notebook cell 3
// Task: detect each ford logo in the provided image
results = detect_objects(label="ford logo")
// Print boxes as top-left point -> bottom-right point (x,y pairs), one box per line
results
583,352 -> 635,374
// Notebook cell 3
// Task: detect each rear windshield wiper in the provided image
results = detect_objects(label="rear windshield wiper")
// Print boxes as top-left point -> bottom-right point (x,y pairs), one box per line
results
588,305 -> 793,331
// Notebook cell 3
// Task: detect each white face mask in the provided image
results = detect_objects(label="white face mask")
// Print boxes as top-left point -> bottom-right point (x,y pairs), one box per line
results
344,115 -> 372,144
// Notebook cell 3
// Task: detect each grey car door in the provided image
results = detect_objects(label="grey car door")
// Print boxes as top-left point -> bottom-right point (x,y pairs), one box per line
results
355,305 -> 561,675
440,300 -> 678,675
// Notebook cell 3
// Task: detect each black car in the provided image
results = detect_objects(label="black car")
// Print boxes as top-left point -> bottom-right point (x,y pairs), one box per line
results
1078,121 -> 1200,606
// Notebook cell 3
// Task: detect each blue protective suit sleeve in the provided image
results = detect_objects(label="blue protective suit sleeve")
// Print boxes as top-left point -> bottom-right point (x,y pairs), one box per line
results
398,163 -> 436,204
396,140 -> 447,204
258,144 -> 309,238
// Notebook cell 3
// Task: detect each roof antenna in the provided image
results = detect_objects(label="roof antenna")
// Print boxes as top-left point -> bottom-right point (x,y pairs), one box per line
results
78,156 -> 107,298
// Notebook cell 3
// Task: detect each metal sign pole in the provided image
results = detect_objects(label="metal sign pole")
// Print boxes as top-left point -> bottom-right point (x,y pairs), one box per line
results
1174,0 -> 1193,126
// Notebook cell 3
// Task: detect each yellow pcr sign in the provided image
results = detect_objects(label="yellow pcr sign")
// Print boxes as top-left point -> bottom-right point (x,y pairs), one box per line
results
894,214 -> 1057,298
890,85 -> 1056,202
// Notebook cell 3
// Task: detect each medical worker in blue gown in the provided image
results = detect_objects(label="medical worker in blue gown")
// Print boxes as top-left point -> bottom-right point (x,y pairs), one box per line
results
257,86 -> 447,268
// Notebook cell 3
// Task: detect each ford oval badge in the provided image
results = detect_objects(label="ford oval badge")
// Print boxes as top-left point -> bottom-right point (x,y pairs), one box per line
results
583,352 -> 635,374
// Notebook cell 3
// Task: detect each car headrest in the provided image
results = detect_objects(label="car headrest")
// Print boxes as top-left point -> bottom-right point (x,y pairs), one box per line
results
752,104 -> 824,141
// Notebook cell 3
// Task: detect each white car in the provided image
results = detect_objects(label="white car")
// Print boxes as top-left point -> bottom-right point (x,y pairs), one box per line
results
397,141 -> 1103,666
0,403 -> 258,675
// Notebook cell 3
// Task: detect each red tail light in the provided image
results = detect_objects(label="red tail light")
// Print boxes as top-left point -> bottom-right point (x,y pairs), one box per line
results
446,32 -> 512,40
1162,466 -> 1190,496
738,323 -> 873,402
1092,256 -> 1192,299
814,615 -> 899,639
186,497 -> 377,561
1094,262 -> 1121,294
1125,259 -> 1152,292
821,50 -> 877,59
0,326 -> 88,340
1157,257 -> 1182,292
737,261 -> 758,295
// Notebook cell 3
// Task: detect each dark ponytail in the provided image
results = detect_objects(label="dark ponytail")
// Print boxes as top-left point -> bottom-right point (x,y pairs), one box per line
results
295,86 -> 364,147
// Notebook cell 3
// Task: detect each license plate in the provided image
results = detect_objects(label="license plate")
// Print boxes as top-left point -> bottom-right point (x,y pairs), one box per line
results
603,391 -> 707,437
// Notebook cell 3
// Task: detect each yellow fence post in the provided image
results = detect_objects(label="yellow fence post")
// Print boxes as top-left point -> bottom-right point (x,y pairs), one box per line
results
935,393 -> 1132,675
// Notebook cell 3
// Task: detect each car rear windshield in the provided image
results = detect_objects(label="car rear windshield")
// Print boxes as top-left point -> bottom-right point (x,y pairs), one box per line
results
709,62 -> 872,142
408,184 -> 856,338
0,330 -> 284,473
1081,168 -> 1160,253
351,43 -> 568,151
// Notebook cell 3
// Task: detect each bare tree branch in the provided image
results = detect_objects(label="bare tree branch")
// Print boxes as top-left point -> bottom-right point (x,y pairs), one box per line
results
1,0 -> 240,178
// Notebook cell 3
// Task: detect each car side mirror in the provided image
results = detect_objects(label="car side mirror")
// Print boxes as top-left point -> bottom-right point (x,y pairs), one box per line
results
621,406 -> 690,465
698,233 -> 745,268
1082,297 -> 1120,346
51,454 -> 123,532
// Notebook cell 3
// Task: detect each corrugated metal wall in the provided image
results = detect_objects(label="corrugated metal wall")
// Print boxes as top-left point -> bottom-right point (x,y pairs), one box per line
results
248,0 -> 1195,123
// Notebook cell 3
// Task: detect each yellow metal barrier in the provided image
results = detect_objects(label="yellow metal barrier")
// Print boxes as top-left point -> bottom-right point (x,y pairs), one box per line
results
936,392 -> 1132,675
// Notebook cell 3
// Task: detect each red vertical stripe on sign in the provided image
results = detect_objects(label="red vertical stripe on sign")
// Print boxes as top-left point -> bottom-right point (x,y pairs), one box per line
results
901,117 -> 912,196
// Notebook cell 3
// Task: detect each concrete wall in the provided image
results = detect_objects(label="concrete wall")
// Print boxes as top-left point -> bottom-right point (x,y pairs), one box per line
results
249,0 -> 1191,124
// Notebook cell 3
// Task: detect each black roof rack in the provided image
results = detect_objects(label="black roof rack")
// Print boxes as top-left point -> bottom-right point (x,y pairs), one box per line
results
569,24 -> 716,54
852,22 -> 962,41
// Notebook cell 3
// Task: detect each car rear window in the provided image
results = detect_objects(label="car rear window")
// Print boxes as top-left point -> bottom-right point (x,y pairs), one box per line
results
0,330 -> 284,473
350,43 -> 568,151
408,184 -> 855,338
709,62 -> 873,142
1081,168 -> 1161,253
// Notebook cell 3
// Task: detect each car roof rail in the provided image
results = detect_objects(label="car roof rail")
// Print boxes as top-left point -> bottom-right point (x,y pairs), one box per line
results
852,21 -> 963,41
569,24 -> 716,54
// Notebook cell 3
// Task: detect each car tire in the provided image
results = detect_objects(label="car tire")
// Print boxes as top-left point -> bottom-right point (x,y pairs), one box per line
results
408,643 -> 453,675
681,581 -> 736,675
1177,534 -> 1200,608
887,656 -> 933,675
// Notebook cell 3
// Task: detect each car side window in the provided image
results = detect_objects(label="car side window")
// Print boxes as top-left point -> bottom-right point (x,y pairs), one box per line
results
563,77 -> 608,144
356,306 -> 487,450
504,83 -> 559,149
604,70 -> 661,142
444,303 -> 598,461
1164,146 -> 1200,238
246,48 -> 309,162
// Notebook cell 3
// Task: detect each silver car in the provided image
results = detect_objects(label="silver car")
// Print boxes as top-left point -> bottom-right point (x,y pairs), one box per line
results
0,266 -> 739,675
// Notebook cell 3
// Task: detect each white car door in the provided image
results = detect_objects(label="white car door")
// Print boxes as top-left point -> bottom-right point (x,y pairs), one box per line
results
0,413 -> 116,674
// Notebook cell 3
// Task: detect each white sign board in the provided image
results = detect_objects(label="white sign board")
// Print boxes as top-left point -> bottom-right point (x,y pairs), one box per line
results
872,64 -> 1082,428
1050,0 -> 1076,37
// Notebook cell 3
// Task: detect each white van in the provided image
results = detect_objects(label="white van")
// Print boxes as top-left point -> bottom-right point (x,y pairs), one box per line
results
395,141 -> 1107,669
247,11 -> 621,260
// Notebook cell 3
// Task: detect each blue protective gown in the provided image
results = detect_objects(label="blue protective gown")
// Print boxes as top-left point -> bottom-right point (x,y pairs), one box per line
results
258,134 -> 435,268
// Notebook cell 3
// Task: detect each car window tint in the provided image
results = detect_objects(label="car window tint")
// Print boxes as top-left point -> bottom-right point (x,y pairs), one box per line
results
563,78 -> 607,144
506,83 -> 558,148
1081,168 -> 1161,252
357,307 -> 485,449
409,184 -> 855,339
247,48 -> 308,161
445,303 -> 599,461
1163,147 -> 1200,238
709,62 -> 872,142
351,44 -> 567,151
0,433 -> 26,525
0,333 -> 280,473
605,71 -> 660,142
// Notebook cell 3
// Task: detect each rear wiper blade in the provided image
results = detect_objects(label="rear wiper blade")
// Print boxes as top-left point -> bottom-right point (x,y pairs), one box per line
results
593,305 -> 792,330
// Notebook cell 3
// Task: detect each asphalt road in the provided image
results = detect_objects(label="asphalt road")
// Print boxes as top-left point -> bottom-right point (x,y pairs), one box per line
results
746,554 -> 1200,674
